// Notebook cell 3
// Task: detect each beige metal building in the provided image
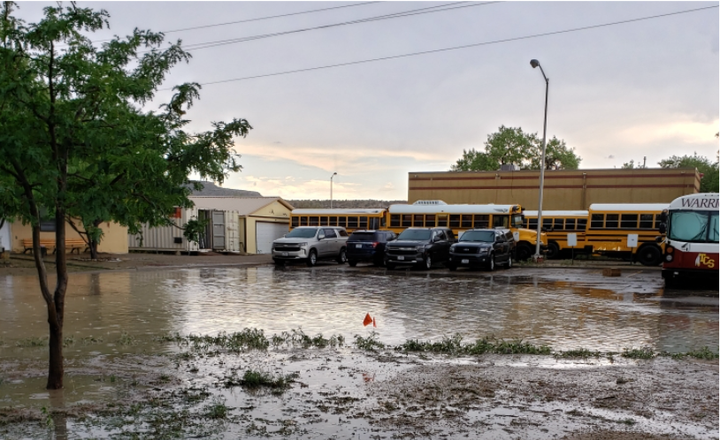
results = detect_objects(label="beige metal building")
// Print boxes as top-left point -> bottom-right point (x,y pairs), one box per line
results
408,168 -> 700,210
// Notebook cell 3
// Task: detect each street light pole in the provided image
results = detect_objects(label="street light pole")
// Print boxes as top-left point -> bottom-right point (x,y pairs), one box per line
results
330,172 -> 337,209
530,59 -> 549,262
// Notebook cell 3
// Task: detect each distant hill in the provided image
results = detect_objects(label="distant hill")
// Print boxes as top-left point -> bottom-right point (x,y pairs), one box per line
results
286,199 -> 407,209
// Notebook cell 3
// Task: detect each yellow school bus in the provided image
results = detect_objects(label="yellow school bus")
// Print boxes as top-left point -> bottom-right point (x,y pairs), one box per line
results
522,210 -> 588,259
584,203 -> 667,266
387,200 -> 546,261
290,209 -> 387,233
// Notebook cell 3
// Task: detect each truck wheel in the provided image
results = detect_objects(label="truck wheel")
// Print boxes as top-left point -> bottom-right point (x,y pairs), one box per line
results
306,250 -> 318,267
487,254 -> 495,271
336,247 -> 347,264
421,255 -> 432,270
546,242 -> 560,259
637,244 -> 662,266
506,257 -> 513,269
516,243 -> 532,261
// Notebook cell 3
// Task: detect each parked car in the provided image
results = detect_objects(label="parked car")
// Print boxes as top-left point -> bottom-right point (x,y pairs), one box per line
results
272,226 -> 349,267
385,227 -> 456,270
346,230 -> 397,267
446,228 -> 514,271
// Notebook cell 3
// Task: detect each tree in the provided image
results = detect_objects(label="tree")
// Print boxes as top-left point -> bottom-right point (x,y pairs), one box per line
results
451,125 -> 581,171
658,152 -> 719,193
0,3 -> 251,389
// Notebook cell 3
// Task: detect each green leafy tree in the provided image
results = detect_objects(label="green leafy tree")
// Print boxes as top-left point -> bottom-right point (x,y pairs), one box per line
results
451,125 -> 581,171
0,3 -> 251,389
621,159 -> 647,169
658,152 -> 719,193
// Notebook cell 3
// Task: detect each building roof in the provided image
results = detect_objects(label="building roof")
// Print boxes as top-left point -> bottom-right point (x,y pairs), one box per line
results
188,181 -> 262,198
189,196 -> 295,215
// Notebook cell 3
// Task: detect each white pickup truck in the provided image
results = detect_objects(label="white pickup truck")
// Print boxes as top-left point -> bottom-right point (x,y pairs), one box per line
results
272,226 -> 349,267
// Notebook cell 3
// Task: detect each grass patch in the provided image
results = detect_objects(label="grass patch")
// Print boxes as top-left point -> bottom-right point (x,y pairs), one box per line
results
395,335 -> 551,356
354,332 -> 386,351
668,346 -> 719,361
555,348 -> 603,359
118,332 -> 137,346
15,337 -> 47,348
621,347 -> 655,360
225,370 -> 299,393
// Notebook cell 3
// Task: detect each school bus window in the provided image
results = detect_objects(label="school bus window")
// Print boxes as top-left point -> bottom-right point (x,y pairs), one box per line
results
425,214 -> 435,226
527,218 -> 538,230
413,214 -> 424,227
308,216 -> 318,226
578,218 -> 587,230
449,215 -> 461,228
653,215 -> 662,229
327,216 -> 336,226
605,214 -> 619,229
620,214 -> 638,229
566,219 -> 576,230
390,214 -> 401,227
591,214 -> 604,229
359,216 -> 368,228
300,216 -> 308,226
639,214 -> 653,229
493,215 -> 508,228
291,217 -> 299,228
461,215 -> 472,228
437,215 -> 448,227
347,216 -> 359,228
402,215 -> 412,227
554,218 -> 564,230
542,218 -> 553,230
473,215 -> 489,229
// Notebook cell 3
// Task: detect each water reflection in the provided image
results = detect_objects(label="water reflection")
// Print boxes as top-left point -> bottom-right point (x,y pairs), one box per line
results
0,267 -> 717,356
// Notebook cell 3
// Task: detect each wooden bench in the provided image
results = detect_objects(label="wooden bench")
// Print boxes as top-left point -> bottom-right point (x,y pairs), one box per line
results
22,239 -> 88,254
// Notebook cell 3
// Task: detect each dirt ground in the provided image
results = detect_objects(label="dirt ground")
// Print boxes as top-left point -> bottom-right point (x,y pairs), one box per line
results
0,251 -> 274,277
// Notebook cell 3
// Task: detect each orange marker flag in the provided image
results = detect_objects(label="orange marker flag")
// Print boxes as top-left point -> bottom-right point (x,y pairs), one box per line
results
363,313 -> 373,327
373,317 -> 377,328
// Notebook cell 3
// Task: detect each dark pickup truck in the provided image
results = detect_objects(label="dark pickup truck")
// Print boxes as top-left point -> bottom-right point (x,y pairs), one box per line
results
446,228 -> 514,271
385,227 -> 456,270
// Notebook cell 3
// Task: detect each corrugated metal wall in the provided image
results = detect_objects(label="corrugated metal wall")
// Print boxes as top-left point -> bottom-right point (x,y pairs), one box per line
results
128,208 -> 240,252
408,168 -> 699,210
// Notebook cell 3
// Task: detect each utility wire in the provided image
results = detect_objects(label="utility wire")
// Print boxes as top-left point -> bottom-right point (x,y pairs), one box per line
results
181,2 -> 491,52
90,2 -> 380,44
187,5 -> 717,88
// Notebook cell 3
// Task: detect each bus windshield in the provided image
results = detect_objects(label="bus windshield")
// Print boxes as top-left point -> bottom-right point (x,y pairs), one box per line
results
669,211 -> 719,243
460,231 -> 494,242
397,229 -> 432,241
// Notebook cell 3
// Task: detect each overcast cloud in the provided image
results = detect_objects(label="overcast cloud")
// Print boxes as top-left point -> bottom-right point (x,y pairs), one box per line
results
14,1 -> 720,200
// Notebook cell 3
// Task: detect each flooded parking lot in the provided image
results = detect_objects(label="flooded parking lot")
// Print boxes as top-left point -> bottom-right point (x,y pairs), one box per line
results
0,264 -> 717,439
1,265 -> 717,354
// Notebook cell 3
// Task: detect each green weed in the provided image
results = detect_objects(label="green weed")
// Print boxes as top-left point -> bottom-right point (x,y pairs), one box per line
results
227,369 -> 298,392
15,337 -> 47,348
118,332 -> 137,346
555,348 -> 603,359
621,347 -> 655,360
204,400 -> 229,420
354,332 -> 386,351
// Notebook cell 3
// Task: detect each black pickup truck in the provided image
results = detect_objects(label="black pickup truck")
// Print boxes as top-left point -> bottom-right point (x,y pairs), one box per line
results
384,227 -> 456,270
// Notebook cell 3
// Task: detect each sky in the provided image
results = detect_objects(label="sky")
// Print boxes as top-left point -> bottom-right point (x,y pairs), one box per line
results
12,1 -> 720,201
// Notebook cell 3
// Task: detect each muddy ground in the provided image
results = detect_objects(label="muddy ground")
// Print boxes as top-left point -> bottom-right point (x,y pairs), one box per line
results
0,252 -> 717,439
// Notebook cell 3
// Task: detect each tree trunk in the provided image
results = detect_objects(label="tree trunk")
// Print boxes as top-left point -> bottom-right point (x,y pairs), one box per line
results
47,209 -> 68,390
89,240 -> 99,259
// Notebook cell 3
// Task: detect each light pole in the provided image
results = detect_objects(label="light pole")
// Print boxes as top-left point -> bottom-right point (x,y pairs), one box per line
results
530,59 -> 549,262
330,172 -> 337,208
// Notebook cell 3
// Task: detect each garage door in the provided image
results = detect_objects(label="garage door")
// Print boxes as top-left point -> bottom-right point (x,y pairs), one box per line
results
256,222 -> 289,254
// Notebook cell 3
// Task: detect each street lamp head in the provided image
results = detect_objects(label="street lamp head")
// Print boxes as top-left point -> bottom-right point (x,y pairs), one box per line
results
332,172 -> 337,176
530,59 -> 540,68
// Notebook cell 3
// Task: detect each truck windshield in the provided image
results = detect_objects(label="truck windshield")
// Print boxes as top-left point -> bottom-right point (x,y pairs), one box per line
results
397,230 -> 431,240
285,228 -> 317,238
460,231 -> 494,242
669,211 -> 719,243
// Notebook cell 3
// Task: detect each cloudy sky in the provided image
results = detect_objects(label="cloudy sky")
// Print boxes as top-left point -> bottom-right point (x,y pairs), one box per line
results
14,1 -> 720,200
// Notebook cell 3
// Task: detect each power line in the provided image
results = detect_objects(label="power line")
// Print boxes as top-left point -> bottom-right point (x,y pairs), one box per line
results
90,2 -> 381,44
181,2 -> 494,52
188,5 -> 717,88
